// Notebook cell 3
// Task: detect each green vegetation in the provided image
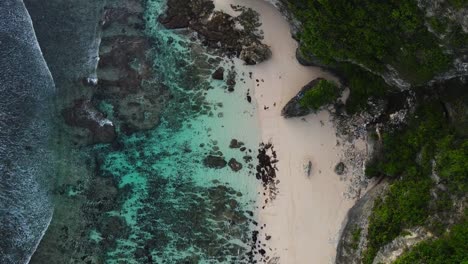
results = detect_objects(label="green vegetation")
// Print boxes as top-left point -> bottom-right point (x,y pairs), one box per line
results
362,177 -> 432,263
287,2 -> 467,262
290,0 -> 452,85
337,63 -> 391,114
363,99 -> 468,263
299,79 -> 339,110
428,17 -> 448,35
393,217 -> 468,264
449,25 -> 468,49
436,137 -> 468,193
366,102 -> 449,178
448,0 -> 468,9
350,226 -> 362,251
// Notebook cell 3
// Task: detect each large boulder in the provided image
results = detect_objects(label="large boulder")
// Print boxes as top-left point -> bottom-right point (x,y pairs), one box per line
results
240,42 -> 272,65
281,78 -> 325,118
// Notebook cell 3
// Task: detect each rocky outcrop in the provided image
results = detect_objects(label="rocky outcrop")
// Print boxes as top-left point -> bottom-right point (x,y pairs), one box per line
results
212,67 -> 225,80
336,181 -> 389,264
93,5 -> 172,136
281,78 -> 325,118
240,42 -> 272,65
62,99 -> 116,144
160,0 -> 271,64
372,227 -> 432,264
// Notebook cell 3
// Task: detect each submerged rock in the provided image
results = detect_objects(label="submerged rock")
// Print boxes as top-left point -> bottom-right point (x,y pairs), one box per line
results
228,158 -> 243,172
62,99 -> 116,144
229,139 -> 244,148
203,155 -> 227,169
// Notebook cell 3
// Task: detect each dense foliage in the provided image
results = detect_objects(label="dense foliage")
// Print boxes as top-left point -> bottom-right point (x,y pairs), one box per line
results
287,2 -> 467,262
299,79 -> 339,110
393,218 -> 468,264
290,0 -> 452,85
337,63 -> 391,114
363,100 -> 468,263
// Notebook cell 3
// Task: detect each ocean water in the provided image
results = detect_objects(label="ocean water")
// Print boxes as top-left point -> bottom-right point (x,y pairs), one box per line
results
2,0 -> 264,262
0,1 -> 55,263
91,1 -> 262,262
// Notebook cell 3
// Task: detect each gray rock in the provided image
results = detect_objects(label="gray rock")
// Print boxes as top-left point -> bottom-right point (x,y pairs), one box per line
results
240,42 -> 272,65
335,162 -> 346,175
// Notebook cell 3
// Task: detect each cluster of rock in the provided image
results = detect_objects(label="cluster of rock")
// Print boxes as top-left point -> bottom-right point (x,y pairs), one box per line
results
159,0 -> 271,65
202,139 -> 251,172
256,142 -> 279,201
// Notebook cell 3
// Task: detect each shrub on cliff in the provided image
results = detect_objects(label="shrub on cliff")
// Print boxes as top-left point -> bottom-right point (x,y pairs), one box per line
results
363,97 -> 468,263
393,219 -> 468,264
290,0 -> 452,85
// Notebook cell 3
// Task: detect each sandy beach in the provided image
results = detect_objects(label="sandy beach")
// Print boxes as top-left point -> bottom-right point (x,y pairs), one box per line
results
214,1 -> 357,263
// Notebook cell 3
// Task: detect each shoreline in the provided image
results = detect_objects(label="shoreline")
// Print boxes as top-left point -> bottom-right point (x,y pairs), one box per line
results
215,0 -> 358,263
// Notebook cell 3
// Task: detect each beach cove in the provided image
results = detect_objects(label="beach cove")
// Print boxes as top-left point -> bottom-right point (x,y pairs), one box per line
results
22,0 -> 368,263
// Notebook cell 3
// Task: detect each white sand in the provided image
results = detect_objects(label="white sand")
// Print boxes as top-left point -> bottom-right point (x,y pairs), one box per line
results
213,1 -> 357,263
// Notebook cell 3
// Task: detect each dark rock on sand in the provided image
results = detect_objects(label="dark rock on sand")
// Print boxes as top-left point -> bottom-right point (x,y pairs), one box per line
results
228,158 -> 243,172
281,78 -> 325,118
240,42 -> 272,65
226,69 -> 236,87
203,155 -> 227,169
212,67 -> 224,80
334,162 -> 346,175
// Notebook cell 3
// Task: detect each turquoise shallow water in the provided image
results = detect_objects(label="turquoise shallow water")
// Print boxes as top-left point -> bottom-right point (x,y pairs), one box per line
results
91,0 -> 262,262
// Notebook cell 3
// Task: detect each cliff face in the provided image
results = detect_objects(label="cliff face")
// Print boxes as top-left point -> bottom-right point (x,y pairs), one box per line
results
336,182 -> 389,264
416,0 -> 468,84
275,0 -> 468,89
